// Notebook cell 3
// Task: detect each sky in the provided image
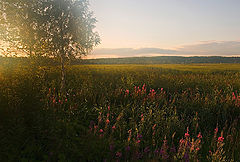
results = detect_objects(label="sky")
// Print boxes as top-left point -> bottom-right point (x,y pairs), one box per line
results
88,0 -> 240,58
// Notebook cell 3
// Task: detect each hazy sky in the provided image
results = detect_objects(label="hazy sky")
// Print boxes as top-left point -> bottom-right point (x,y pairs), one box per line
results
88,0 -> 240,58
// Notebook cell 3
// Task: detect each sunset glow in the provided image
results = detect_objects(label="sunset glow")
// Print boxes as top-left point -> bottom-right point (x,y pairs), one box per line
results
88,0 -> 240,58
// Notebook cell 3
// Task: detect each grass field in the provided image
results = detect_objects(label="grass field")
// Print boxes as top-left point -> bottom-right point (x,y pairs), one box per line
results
0,63 -> 240,161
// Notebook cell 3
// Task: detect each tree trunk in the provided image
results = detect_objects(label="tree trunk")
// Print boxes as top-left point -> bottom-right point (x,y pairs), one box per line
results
29,45 -> 32,56
60,53 -> 66,96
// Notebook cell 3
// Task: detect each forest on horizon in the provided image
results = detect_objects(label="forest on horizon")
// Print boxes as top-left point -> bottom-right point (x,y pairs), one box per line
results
1,56 -> 240,65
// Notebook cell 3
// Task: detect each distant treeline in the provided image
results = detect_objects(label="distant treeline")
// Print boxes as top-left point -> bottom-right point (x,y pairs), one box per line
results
1,56 -> 240,65
80,56 -> 240,64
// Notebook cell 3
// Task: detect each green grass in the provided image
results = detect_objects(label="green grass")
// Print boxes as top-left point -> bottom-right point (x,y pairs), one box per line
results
0,63 -> 240,161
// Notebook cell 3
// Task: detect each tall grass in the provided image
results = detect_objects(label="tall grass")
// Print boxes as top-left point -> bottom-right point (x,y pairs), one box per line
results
0,63 -> 240,161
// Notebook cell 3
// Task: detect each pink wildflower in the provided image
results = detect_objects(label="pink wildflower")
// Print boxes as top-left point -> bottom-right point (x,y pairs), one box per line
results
197,132 -> 202,139
152,124 -> 157,130
185,127 -> 190,138
218,136 -> 224,142
116,152 -> 122,158
214,127 -> 218,134
179,139 -> 184,144
232,92 -> 236,100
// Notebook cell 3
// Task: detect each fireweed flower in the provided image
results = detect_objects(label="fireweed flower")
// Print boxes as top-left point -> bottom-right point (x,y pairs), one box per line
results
170,145 -> 176,153
160,137 -> 169,160
185,132 -> 190,138
112,125 -> 116,129
125,145 -> 130,152
152,124 -> 157,130
90,120 -> 94,126
183,153 -> 190,162
144,146 -> 150,153
109,144 -> 114,152
99,129 -> 104,133
214,127 -> 218,134
89,121 -> 95,131
106,119 -> 110,124
137,134 -> 142,139
197,132 -> 202,139
218,136 -> 224,143
152,124 -> 157,136
116,152 -> 122,158
120,89 -> 123,94
179,139 -> 184,145
98,112 -> 102,123
185,127 -> 190,138
141,114 -> 144,121
154,149 -> 160,154
128,129 -> 132,142
232,92 -> 236,100
142,84 -> 145,90
136,152 -> 142,159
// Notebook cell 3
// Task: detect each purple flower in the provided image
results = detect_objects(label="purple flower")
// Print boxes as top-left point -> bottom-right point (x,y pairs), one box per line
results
160,149 -> 169,159
160,149 -> 164,155
89,120 -> 94,127
125,145 -> 130,152
144,146 -> 150,153
136,152 -> 142,159
170,146 -> 176,153
109,144 -> 114,152
116,152 -> 122,158
184,153 -> 189,162
137,134 -> 143,139
154,149 -> 159,153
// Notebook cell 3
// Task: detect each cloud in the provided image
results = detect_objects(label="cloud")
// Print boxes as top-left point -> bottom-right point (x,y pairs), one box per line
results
177,41 -> 240,56
90,41 -> 240,58
91,48 -> 177,58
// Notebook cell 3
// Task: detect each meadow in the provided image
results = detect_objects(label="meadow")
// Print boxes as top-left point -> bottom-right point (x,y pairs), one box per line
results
0,62 -> 240,161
